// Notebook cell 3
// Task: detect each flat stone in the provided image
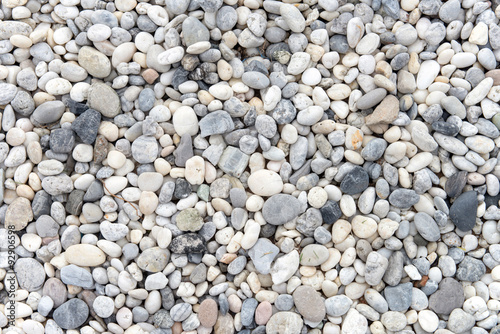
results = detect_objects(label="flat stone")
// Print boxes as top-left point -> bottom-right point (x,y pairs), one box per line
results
448,308 -> 475,333
365,95 -> 399,125
78,46 -> 111,78
445,171 -> 467,198
137,247 -> 170,272
414,212 -> 440,242
262,194 -> 301,225
384,282 -> 413,311
217,146 -> 249,177
60,264 -> 94,289
182,17 -> 210,46
131,135 -> 159,163
50,128 -> 75,154
53,299 -> 89,329
198,299 -> 218,328
292,286 -> 326,323
388,189 -> 420,208
35,215 -> 59,238
65,244 -> 106,267
340,166 -> 369,195
248,238 -> 280,274
199,110 -> 234,137
173,133 -> 193,167
450,191 -> 478,231
429,278 -> 464,315
14,258 -> 45,291
87,82 -> 121,118
31,101 -> 66,125
5,197 -> 33,231
241,298 -> 258,327
43,278 -> 67,308
0,21 -> 33,40
300,244 -> 329,266
319,200 -> 342,224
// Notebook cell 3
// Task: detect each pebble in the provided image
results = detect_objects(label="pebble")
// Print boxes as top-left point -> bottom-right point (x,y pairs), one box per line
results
450,191 -> 478,231
262,194 -> 300,225
53,299 -> 89,329
266,312 -> 303,334
429,278 -> 465,315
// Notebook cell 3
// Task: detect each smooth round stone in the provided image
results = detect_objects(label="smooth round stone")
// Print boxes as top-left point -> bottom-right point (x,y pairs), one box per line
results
351,215 -> 377,238
107,150 -> 126,169
72,144 -> 93,162
158,46 -> 185,65
417,60 -> 440,89
381,311 -> 407,331
356,88 -> 387,109
136,172 -> 163,192
87,24 -> 111,42
248,169 -> 284,197
361,138 -> 387,161
87,82 -> 121,117
173,106 -> 199,136
302,68 -> 322,85
115,0 -> 137,11
93,296 -> 114,318
65,244 -> 106,266
137,247 -> 170,272
355,33 -> 380,54
53,299 -> 89,329
262,194 -> 300,225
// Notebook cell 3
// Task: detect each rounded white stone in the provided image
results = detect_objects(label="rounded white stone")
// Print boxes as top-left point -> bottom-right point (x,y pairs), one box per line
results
107,150 -> 126,169
248,169 -> 283,196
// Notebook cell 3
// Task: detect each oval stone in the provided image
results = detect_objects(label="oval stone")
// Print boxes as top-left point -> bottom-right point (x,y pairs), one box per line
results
65,244 -> 106,267
262,194 -> 300,225
248,170 -> 284,197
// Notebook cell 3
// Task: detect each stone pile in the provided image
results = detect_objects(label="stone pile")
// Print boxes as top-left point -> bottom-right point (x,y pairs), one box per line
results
1,0 -> 500,333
